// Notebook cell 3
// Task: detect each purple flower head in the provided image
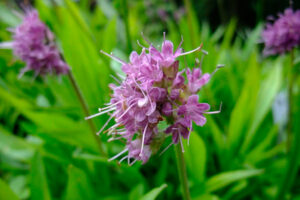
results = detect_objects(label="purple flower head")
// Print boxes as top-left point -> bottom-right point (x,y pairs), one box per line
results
262,8 -> 300,56
87,34 -> 221,165
10,9 -> 69,76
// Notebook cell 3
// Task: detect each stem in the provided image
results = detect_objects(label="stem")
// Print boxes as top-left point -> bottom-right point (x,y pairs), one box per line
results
276,49 -> 298,200
67,71 -> 106,156
287,49 -> 295,150
174,144 -> 191,200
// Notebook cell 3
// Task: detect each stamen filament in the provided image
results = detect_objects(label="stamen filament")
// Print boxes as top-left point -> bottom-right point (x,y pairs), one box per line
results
179,43 -> 203,57
108,148 -> 128,162
159,141 -> 174,156
97,113 -> 117,135
100,50 -> 127,65
139,124 -> 148,157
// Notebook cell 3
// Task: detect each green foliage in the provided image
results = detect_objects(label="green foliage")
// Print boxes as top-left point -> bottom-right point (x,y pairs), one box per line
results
0,1 -> 299,200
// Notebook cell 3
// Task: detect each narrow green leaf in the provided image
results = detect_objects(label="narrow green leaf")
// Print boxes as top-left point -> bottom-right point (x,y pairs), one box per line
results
0,126 -> 35,162
129,184 -> 144,200
30,152 -> 51,200
72,150 -> 107,163
241,61 -> 282,153
193,194 -> 220,200
205,169 -> 264,193
140,184 -> 167,200
227,53 -> 260,160
65,165 -> 95,200
64,0 -> 93,40
0,179 -> 20,200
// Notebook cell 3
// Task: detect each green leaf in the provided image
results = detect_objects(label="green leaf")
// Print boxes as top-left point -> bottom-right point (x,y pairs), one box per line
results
193,194 -> 220,200
0,126 -> 35,162
241,61 -> 282,153
129,184 -> 144,200
140,184 -> 167,200
205,169 -> 264,193
227,53 -> 260,161
0,178 -> 20,200
65,165 -> 95,200
72,149 -> 107,163
9,176 -> 30,200
30,152 -> 51,200
64,0 -> 93,40
102,17 -> 117,52
245,125 -> 279,164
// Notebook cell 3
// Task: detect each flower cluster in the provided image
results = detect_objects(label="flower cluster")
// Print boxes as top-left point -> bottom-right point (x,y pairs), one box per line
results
11,9 -> 69,76
262,8 -> 300,56
89,36 -> 220,165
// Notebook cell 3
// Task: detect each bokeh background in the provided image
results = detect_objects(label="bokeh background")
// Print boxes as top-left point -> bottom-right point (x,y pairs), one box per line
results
0,0 -> 300,199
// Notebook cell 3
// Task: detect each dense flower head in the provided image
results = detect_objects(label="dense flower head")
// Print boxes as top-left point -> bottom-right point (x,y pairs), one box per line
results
11,9 -> 69,76
88,35 -> 221,165
262,8 -> 300,56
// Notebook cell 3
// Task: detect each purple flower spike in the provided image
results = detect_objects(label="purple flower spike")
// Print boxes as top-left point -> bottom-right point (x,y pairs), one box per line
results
9,9 -> 69,76
88,34 -> 221,164
262,8 -> 300,56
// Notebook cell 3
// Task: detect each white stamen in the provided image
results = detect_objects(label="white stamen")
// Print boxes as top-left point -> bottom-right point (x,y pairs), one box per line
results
119,155 -> 128,163
188,123 -> 192,146
137,40 -> 147,49
179,132 -> 185,152
199,50 -> 208,68
98,106 -> 116,112
141,32 -> 151,45
115,103 -> 136,121
86,107 -> 116,120
139,124 -> 148,157
99,102 -> 119,111
108,148 -> 128,162
204,102 -> 222,114
211,64 -> 225,76
97,113 -> 117,135
179,44 -> 203,57
129,159 -> 138,166
85,111 -> 106,120
116,73 -> 125,80
100,50 -> 127,65
110,74 -> 122,84
159,142 -> 174,156
175,35 -> 184,53
106,123 -> 121,135
108,136 -> 123,142
201,49 -> 209,55
103,100 -> 124,108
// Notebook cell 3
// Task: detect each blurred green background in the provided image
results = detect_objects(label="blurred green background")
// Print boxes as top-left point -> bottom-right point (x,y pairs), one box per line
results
0,0 -> 300,199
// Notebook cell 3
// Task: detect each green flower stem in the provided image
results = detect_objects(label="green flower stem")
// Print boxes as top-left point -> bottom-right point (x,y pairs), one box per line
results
67,71 -> 106,156
276,49 -> 298,200
287,49 -> 295,149
174,144 -> 191,200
